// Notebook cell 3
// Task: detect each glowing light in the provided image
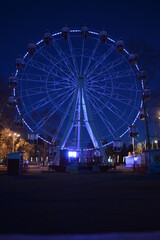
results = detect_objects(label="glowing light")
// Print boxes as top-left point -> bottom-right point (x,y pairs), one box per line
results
70,30 -> 81,33
155,140 -> 158,144
88,31 -> 99,35
68,151 -> 77,158
134,157 -> 138,161
14,28 -> 141,149
108,37 -> 115,43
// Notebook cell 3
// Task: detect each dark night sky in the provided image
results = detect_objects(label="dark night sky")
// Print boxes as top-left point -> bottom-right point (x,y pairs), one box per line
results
0,0 -> 160,83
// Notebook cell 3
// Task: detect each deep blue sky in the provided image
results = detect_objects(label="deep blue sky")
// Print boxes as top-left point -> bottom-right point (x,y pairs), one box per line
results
0,0 -> 159,83
0,0 -> 159,144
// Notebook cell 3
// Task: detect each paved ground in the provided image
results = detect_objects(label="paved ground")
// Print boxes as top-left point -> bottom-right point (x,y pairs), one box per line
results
0,168 -> 160,235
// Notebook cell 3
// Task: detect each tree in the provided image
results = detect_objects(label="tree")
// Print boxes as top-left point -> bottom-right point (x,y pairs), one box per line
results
0,128 -> 34,161
135,142 -> 143,154
16,138 -> 34,160
128,39 -> 160,142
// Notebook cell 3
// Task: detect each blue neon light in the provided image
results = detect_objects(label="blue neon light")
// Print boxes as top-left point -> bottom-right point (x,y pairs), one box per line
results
14,27 -> 142,150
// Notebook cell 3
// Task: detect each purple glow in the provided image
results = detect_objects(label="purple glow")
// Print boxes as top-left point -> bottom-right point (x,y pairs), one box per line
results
68,151 -> 77,158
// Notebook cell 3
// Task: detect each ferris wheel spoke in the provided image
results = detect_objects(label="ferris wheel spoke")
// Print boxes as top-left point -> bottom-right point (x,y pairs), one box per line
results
86,86 -> 137,109
18,73 -> 49,83
18,75 -> 74,87
35,89 -> 76,131
47,80 -> 76,88
21,85 -> 75,115
52,41 -> 77,79
86,89 -> 129,125
80,39 -> 85,75
110,81 -> 138,91
87,59 -> 127,84
49,86 -> 76,102
86,84 -> 138,93
18,72 -> 75,90
47,67 -> 75,82
86,79 -> 139,95
28,54 -> 75,84
86,54 -> 127,82
27,57 -> 75,84
68,36 -> 79,76
83,39 -> 99,75
23,87 -> 75,122
87,96 -> 119,139
112,86 -> 140,92
19,85 -> 75,98
86,85 -> 111,96
86,68 -> 136,84
107,101 -> 131,125
27,58 -> 54,74
22,96 -> 52,116
38,48 -> 76,83
52,92 -> 76,143
19,86 -> 47,97
86,44 -> 115,79
104,93 -> 138,110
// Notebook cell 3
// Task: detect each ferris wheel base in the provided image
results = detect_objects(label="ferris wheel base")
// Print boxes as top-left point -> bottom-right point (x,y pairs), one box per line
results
48,163 -> 115,173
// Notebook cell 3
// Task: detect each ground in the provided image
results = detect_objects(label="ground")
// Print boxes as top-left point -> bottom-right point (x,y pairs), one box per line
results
0,167 -> 160,235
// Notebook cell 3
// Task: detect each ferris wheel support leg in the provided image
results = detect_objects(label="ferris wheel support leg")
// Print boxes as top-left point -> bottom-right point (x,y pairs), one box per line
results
77,91 -> 81,151
82,88 -> 108,165
53,123 -> 74,165
80,82 -> 84,164
53,90 -> 79,165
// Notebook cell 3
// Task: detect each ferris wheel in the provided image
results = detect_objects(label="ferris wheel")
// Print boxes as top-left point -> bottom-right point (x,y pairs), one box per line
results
8,26 -> 143,164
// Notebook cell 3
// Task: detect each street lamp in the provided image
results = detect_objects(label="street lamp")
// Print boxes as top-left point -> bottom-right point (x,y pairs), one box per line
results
8,133 -> 21,152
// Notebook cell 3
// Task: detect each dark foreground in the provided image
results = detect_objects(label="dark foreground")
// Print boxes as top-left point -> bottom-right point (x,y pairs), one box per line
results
0,168 -> 160,235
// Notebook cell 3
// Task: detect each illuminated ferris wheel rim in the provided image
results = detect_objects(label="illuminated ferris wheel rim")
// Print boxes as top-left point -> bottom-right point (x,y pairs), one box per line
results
14,28 -> 143,150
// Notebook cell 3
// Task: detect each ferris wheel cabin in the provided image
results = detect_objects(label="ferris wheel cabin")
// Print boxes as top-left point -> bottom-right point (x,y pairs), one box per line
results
81,25 -> 89,39
27,42 -> 37,56
139,70 -> 147,81
15,116 -> 24,127
129,53 -> 137,66
139,108 -> 145,120
43,30 -> 52,45
143,88 -> 151,101
116,40 -> 124,52
8,96 -> 17,109
15,57 -> 24,71
8,74 -> 17,89
62,26 -> 70,40
99,30 -> 107,43
129,125 -> 138,138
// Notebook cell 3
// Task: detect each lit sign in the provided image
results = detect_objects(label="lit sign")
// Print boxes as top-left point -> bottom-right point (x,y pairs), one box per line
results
134,157 -> 138,161
68,151 -> 77,158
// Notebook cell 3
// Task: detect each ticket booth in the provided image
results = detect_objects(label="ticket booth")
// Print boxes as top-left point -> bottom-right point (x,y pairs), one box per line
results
7,152 -> 23,175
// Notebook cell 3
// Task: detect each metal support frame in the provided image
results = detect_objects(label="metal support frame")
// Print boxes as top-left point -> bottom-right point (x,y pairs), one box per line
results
140,80 -> 151,150
79,78 -> 84,163
82,86 -> 108,164
53,77 -> 108,165
53,89 -> 78,165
